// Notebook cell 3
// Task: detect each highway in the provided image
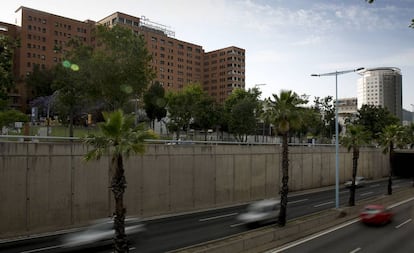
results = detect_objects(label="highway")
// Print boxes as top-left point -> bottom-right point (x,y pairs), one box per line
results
1,178 -> 412,253
270,195 -> 414,253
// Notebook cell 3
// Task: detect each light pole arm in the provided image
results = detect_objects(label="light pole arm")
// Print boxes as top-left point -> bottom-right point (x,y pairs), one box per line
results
311,67 -> 364,77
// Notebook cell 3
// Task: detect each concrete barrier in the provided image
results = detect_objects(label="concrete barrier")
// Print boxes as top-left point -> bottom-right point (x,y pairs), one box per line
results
171,187 -> 414,253
0,142 -> 390,238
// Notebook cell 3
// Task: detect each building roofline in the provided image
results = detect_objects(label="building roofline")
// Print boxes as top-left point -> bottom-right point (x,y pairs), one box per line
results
360,67 -> 401,74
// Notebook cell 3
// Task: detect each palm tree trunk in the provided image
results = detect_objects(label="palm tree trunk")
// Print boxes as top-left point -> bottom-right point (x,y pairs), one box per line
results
112,154 -> 128,253
278,132 -> 289,226
349,147 -> 359,206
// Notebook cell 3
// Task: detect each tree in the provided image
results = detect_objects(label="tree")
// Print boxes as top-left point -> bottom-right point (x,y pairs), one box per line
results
83,110 -> 157,253
143,82 -> 167,129
353,104 -> 399,141
0,35 -> 18,110
378,124 -> 407,195
88,25 -> 155,111
224,88 -> 262,142
166,84 -> 205,140
266,90 -> 307,226
313,96 -> 335,140
26,64 -> 55,98
340,124 -> 371,206
0,109 -> 29,129
52,60 -> 90,137
192,95 -> 220,141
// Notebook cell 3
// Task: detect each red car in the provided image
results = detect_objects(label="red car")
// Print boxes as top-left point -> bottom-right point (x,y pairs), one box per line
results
360,205 -> 393,225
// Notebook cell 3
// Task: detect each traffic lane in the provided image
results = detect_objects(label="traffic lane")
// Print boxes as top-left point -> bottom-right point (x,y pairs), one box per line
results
132,213 -> 247,253
274,198 -> 414,253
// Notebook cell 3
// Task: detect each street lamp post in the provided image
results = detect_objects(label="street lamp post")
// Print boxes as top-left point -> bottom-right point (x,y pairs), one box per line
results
311,67 -> 364,209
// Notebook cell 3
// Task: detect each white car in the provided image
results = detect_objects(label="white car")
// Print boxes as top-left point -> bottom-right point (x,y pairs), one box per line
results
237,199 -> 280,227
344,176 -> 366,188
61,217 -> 145,249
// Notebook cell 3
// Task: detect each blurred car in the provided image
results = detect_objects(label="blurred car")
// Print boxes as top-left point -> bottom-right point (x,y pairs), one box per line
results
360,204 -> 393,225
61,217 -> 145,249
237,199 -> 280,227
344,176 -> 366,188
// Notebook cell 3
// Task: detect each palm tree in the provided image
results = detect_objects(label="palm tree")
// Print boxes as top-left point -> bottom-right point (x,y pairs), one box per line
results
340,124 -> 371,206
266,90 -> 307,226
83,110 -> 157,253
378,124 -> 405,195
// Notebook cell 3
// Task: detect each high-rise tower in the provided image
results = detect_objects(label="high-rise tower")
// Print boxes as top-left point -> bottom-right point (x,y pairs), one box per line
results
357,67 -> 402,120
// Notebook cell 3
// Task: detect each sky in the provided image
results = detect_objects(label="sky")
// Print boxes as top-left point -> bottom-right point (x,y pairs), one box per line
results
2,0 -> 414,110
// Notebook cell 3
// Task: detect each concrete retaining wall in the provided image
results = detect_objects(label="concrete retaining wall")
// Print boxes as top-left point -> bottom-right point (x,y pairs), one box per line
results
0,142 -> 389,238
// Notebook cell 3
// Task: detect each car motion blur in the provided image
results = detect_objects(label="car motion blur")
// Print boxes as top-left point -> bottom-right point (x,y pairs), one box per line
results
60,217 -> 145,250
360,204 -> 393,225
237,199 -> 280,227
344,176 -> 366,188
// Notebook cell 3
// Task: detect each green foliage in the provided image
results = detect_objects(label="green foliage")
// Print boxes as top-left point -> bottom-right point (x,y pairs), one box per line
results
143,82 -> 167,126
88,26 -> 155,110
0,36 -> 17,109
313,96 -> 335,138
224,88 -> 262,142
83,109 -> 158,161
378,124 -> 407,154
192,95 -> 220,140
0,109 -> 29,128
25,65 -> 55,98
166,84 -> 205,138
353,104 -> 399,140
341,124 -> 371,152
266,90 -> 308,135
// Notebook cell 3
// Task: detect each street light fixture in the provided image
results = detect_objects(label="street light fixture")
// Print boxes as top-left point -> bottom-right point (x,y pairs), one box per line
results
311,67 -> 364,209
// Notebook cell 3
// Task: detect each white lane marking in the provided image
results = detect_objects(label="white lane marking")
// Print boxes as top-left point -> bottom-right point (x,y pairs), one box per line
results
370,184 -> 380,188
314,201 -> 334,208
230,223 -> 245,227
360,191 -> 374,196
350,247 -> 362,253
266,218 -> 360,253
395,218 -> 412,229
388,196 -> 414,209
289,199 -> 308,204
21,245 -> 62,253
199,212 -> 238,222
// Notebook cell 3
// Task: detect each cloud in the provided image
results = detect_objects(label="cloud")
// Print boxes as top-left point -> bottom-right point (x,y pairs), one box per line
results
292,35 -> 322,46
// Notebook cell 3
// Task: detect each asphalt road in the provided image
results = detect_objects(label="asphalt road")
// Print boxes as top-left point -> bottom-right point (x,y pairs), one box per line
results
1,178 -> 412,253
270,195 -> 414,253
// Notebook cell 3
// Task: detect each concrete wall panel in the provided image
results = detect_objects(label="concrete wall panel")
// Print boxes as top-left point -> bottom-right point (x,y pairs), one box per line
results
193,153 -> 216,209
250,154 -> 266,200
140,155 -> 170,217
265,153 -> 279,198
215,155 -> 234,205
302,153 -> 313,190
0,156 -> 27,234
72,157 -> 110,224
124,156 -> 144,216
169,155 -> 194,212
312,151 -> 322,188
233,154 -> 251,202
